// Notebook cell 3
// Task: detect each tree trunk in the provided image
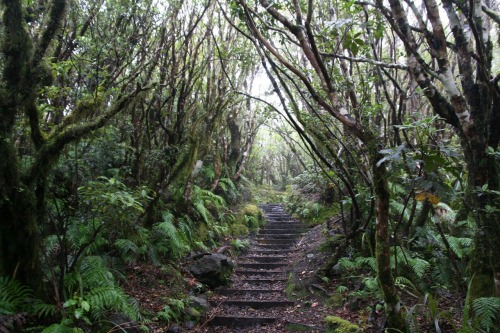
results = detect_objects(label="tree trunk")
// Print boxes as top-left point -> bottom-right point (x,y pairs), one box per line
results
371,149 -> 407,332
464,141 -> 500,298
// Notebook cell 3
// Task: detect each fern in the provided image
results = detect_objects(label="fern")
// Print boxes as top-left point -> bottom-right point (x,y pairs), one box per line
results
153,212 -> 190,258
63,256 -> 142,322
390,200 -> 411,222
114,239 -> 139,263
33,301 -> 58,318
472,297 -> 500,331
391,247 -> 430,278
444,235 -> 472,259
85,286 -> 141,321
193,186 -> 225,207
395,276 -> 418,291
231,238 -> 251,251
0,276 -> 33,315
157,298 -> 185,324
193,199 -> 210,224
338,256 -> 376,272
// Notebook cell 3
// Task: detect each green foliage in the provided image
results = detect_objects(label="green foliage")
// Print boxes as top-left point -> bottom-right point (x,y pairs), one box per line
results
471,297 -> 500,332
153,211 -> 191,258
157,298 -> 185,324
391,247 -> 430,279
0,276 -> 33,315
339,256 -> 377,272
231,238 -> 251,252
57,256 -> 140,326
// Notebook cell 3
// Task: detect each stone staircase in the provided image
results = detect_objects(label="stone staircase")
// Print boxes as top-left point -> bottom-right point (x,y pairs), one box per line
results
206,203 -> 309,331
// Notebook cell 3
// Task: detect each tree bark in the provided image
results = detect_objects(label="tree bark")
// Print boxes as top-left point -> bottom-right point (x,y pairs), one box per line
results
371,149 -> 407,333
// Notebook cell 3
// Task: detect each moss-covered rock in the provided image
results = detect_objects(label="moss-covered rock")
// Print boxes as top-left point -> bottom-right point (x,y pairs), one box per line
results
324,316 -> 361,333
239,204 -> 263,231
230,223 -> 249,236
243,204 -> 261,217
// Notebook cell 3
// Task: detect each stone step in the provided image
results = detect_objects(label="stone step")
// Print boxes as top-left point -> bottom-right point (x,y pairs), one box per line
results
234,270 -> 286,276
262,223 -> 304,228
257,233 -> 301,239
253,243 -> 296,250
259,228 -> 305,234
248,248 -> 298,254
239,278 -> 288,283
217,288 -> 284,296
241,256 -> 288,263
212,300 -> 294,308
209,316 -> 278,327
238,263 -> 287,269
253,239 -> 297,245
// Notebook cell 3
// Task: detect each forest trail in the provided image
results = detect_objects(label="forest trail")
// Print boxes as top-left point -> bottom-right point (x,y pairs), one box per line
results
195,204 -> 324,332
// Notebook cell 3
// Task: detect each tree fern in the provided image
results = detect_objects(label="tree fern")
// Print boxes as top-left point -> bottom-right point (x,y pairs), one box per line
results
471,297 -> 500,331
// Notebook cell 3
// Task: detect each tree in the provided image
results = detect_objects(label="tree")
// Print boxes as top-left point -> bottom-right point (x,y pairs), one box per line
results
376,0 -> 500,300
0,0 -> 156,287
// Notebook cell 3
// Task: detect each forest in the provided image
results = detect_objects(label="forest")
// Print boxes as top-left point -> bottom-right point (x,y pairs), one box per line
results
0,0 -> 499,332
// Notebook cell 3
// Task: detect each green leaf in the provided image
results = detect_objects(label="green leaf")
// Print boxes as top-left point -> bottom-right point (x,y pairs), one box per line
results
63,299 -> 78,308
74,308 -> 84,319
80,300 -> 90,312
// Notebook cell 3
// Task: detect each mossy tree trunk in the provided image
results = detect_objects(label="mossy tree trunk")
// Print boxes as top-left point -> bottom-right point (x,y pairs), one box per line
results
0,0 -> 153,288
371,149 -> 407,332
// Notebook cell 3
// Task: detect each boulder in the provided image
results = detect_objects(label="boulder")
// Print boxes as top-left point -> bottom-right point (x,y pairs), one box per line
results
188,254 -> 233,288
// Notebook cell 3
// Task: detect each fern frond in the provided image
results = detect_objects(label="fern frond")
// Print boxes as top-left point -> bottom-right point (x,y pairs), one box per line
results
444,235 -> 472,259
85,286 -> 141,321
114,239 -> 139,263
392,247 -> 430,278
193,200 -> 210,224
395,276 -> 418,291
153,217 -> 190,258
0,276 -> 33,314
79,256 -> 115,287
33,302 -> 58,318
390,200 -> 410,222
472,297 -> 500,331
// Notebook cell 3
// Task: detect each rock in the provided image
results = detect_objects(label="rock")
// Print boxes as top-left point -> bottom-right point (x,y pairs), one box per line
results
167,325 -> 182,333
186,295 -> 209,312
185,295 -> 209,320
184,321 -> 196,329
324,315 -> 361,333
331,263 -> 344,276
188,254 -> 233,288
